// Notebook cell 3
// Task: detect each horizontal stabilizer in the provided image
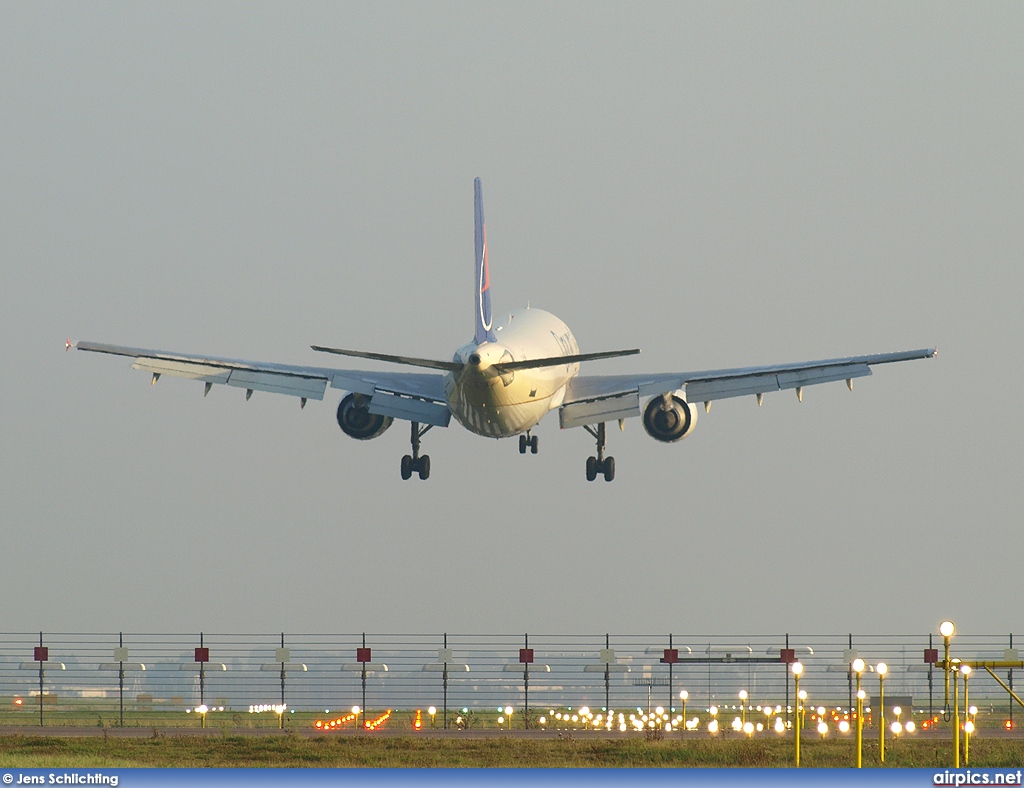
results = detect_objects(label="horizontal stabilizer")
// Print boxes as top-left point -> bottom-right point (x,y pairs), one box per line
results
493,348 -> 640,374
311,345 -> 462,372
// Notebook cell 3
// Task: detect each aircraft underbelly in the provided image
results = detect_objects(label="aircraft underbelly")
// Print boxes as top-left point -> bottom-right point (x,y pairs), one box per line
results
446,373 -> 560,438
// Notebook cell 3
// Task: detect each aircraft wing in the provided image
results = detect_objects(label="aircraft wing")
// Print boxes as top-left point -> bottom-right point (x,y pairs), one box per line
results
559,347 -> 936,428
75,341 -> 451,426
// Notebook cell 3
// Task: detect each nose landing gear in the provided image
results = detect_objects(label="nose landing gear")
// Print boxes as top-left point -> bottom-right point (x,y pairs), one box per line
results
518,432 -> 539,454
584,423 -> 615,481
401,421 -> 432,480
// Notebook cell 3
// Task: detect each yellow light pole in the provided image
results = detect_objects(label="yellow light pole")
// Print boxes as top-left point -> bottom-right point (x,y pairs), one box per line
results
966,705 -> 977,766
739,690 -> 747,727
953,662 -> 961,767
680,690 -> 688,730
962,666 -> 972,765
852,658 -> 866,768
792,663 -> 803,767
876,663 -> 888,764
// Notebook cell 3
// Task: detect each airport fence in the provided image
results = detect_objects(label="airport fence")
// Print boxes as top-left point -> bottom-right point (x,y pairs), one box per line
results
0,631 -> 1017,729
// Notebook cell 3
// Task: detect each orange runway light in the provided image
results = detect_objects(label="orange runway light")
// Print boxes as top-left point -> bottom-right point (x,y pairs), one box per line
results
364,710 -> 392,731
1006,720 -> 1014,730
413,709 -> 423,731
314,712 -> 357,731
13,698 -> 23,706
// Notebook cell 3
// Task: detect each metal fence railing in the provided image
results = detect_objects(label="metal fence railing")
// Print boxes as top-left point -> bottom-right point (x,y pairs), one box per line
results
0,631 -> 1017,728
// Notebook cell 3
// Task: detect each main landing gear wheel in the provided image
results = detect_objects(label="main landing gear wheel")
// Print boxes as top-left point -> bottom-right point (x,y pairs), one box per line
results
519,433 -> 539,454
401,454 -> 430,479
586,455 -> 614,481
400,421 -> 433,480
584,422 -> 616,481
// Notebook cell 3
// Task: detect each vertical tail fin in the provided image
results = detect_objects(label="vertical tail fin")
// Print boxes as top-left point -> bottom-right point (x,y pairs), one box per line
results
474,177 -> 496,344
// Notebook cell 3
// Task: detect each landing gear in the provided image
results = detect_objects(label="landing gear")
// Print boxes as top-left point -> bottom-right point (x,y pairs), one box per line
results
401,421 -> 432,480
584,423 -> 615,481
519,432 -> 539,455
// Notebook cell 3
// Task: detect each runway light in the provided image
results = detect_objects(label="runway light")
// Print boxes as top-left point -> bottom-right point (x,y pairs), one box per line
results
1006,720 -> 1014,730
314,711 -> 358,730
818,722 -> 828,736
905,721 -> 916,733
965,721 -> 975,734
414,709 -> 423,730
708,719 -> 719,734
364,710 -> 392,731
774,718 -> 785,734
940,621 -> 955,638
838,720 -> 850,734
891,722 -> 902,735
13,699 -> 22,706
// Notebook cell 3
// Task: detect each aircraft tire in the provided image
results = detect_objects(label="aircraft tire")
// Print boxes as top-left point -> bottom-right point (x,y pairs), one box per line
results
586,456 -> 597,482
401,455 -> 413,480
603,456 -> 615,482
530,435 -> 539,454
519,435 -> 527,454
418,455 -> 431,480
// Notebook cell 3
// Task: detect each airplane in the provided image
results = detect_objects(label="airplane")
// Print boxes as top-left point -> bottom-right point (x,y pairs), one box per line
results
74,178 -> 936,482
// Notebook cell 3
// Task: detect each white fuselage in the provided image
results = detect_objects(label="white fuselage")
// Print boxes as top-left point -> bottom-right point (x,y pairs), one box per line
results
444,308 -> 579,438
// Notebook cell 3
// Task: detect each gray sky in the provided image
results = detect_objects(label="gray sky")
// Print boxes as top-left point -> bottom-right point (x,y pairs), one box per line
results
1,2 -> 1021,638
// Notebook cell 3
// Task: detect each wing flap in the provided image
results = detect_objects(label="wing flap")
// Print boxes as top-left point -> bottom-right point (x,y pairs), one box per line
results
226,370 -> 327,400
685,362 -> 871,402
330,372 -> 447,402
131,358 -> 231,383
368,391 -> 451,427
776,363 -> 871,390
560,391 -> 640,429
684,372 -> 782,402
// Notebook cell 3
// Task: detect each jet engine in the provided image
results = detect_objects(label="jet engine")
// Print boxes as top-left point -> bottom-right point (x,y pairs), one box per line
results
336,393 -> 393,440
642,392 -> 698,443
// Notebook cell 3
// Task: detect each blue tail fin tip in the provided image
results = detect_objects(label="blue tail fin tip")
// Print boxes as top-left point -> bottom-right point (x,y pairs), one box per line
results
474,178 -> 495,344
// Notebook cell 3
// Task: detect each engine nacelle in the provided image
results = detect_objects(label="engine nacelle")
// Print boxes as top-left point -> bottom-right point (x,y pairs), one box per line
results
643,393 -> 698,443
337,393 -> 393,440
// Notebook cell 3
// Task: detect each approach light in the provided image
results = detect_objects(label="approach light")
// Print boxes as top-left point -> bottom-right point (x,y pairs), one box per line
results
891,722 -> 903,735
876,662 -> 888,676
852,658 -> 865,673
965,721 -> 975,734
905,721 -> 916,733
817,722 -> 828,736
839,720 -> 850,733
939,621 -> 955,638
792,662 -> 803,676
